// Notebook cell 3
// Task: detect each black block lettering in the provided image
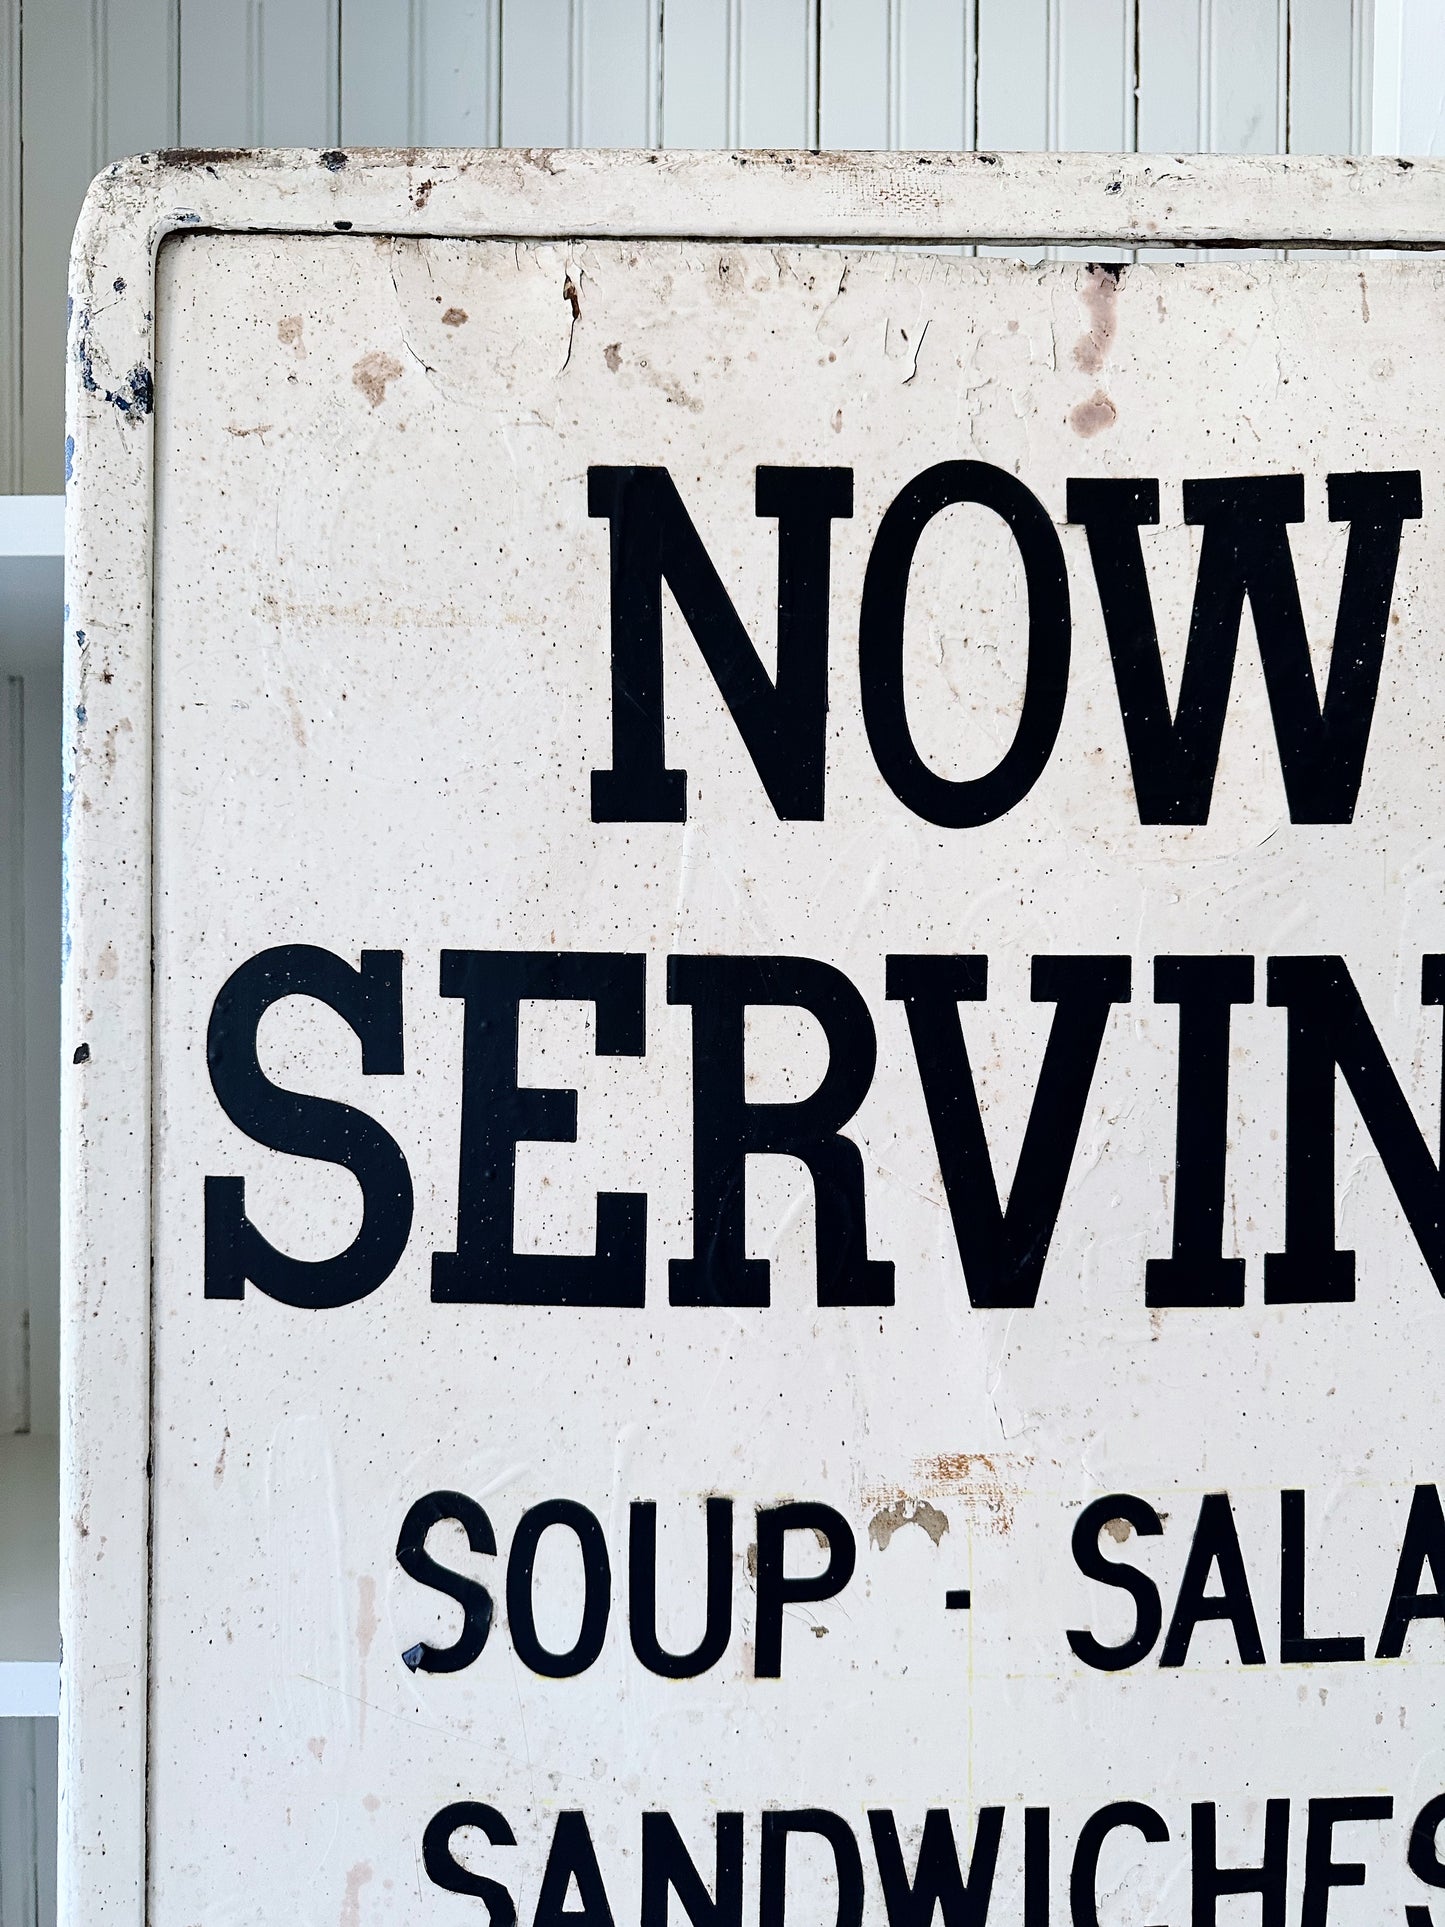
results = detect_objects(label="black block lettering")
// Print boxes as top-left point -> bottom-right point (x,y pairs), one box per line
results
668,956 -> 892,1308
535,1813 -> 615,1927
1068,471 -> 1420,823
588,465 -> 852,822
1146,956 -> 1254,1308
396,1490 -> 496,1674
1191,1800 -> 1288,1927
1377,1485 -> 1445,1659
423,1802 -> 517,1926
1025,1810 -> 1050,1927
205,945 -> 412,1309
641,1813 -> 743,1927
507,1501 -> 611,1679
1070,1803 -> 1168,1927
1160,1493 -> 1265,1668
630,1499 -> 733,1678
1067,1494 -> 1164,1672
888,956 -> 1130,1308
1301,1798 -> 1391,1927
754,1502 -> 856,1678
433,951 -> 647,1307
760,1812 -> 864,1927
860,462 -> 1070,827
1265,956 -> 1445,1304
868,1808 -> 1004,1927
1280,1490 -> 1365,1664
1407,1792 -> 1445,1927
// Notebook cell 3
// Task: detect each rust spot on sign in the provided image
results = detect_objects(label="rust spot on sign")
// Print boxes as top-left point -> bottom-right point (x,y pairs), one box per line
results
352,350 -> 404,408
1070,390 -> 1118,437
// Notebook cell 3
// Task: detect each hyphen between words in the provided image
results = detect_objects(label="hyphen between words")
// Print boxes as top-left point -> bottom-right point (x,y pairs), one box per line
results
203,460 -> 1437,1314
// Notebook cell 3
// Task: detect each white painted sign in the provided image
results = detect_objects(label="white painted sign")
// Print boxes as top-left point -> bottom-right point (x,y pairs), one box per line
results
62,151 -> 1445,1927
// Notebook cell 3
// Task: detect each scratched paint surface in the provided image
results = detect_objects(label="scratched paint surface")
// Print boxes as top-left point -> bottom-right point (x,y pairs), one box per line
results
146,233 -> 1445,1922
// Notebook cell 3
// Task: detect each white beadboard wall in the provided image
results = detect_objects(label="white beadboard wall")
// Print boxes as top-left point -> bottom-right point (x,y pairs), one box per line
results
6,0 -> 1444,491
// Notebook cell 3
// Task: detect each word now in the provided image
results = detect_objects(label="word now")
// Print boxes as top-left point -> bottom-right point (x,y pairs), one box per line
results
588,463 -> 1421,827
206,945 -> 1445,1313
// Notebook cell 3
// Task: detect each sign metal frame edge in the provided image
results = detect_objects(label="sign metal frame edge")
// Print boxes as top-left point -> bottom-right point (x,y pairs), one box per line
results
60,143 -> 1445,1927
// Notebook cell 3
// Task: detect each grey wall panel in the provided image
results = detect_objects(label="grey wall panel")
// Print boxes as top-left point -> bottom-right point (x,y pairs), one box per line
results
179,0 -> 340,147
1394,0 -> 1445,152
500,0 -> 662,148
659,0 -> 818,150
0,675 -> 26,1434
0,0 -> 20,493
733,0 -> 818,147
658,0 -> 732,146
1206,0 -> 1286,151
21,663 -> 59,1440
499,0 -> 576,145
820,0 -> 975,150
338,0 -> 415,144
976,0 -> 1050,149
579,0 -> 660,146
1289,0 -> 1369,151
1055,0 -> 1135,148
0,1718 -> 57,1927
341,0 -> 501,147
1138,0 -> 1204,150
20,0 -> 178,489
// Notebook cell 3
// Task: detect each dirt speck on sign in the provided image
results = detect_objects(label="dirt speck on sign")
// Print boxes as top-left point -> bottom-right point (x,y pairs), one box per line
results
864,1452 -> 1032,1537
868,1498 -> 950,1551
352,350 -> 404,407
1070,390 -> 1118,437
1073,263 -> 1122,375
340,1863 -> 373,1927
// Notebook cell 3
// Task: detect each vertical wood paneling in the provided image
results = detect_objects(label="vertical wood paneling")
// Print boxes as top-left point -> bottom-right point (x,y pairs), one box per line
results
976,0 -> 1049,149
179,0 -> 339,148
659,0 -> 731,146
419,0 -> 502,144
0,677 -> 26,1437
736,0 -> 818,147
0,1720 -> 40,1927
341,0 -> 502,146
1289,0 -> 1366,153
1138,0 -> 1202,150
820,0 -> 974,150
580,0 -> 660,146
339,0 -> 414,143
1055,0 -> 1134,149
499,0 -> 577,145
19,0 -> 179,489
502,0 -> 662,149
819,0 -> 891,146
21,662 -> 60,1439
1205,0 -> 1285,152
1396,0 -> 1445,151
659,0 -> 817,149
898,0 -> 975,149
0,1719 -> 56,1927
0,0 -> 20,493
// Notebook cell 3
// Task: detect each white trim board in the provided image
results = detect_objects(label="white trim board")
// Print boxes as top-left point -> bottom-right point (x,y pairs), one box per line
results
0,497 -> 65,558
0,1664 -> 59,1719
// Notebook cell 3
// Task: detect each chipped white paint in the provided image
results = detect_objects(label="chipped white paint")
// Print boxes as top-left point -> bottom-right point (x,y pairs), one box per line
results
66,150 -> 1445,1927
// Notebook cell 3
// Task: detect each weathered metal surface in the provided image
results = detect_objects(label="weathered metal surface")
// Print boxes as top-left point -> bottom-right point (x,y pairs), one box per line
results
64,151 -> 1445,1927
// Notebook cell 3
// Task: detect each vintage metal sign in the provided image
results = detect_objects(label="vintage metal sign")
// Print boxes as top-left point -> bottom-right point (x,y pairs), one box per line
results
63,151 -> 1445,1927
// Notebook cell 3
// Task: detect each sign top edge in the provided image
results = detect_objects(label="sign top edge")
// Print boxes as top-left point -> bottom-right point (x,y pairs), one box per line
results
68,146 -> 1445,263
